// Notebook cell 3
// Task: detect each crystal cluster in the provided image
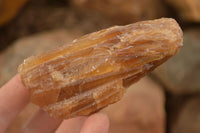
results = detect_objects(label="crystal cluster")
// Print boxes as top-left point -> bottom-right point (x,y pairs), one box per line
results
18,18 -> 183,119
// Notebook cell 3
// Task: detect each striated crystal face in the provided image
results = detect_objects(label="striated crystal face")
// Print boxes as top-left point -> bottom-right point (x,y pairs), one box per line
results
18,18 -> 183,119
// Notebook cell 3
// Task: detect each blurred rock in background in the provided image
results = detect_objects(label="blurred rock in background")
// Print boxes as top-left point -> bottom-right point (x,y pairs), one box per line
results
0,0 -> 200,133
0,0 -> 27,26
71,0 -> 167,24
167,0 -> 200,22
167,95 -> 200,133
103,77 -> 165,133
0,0 -> 112,51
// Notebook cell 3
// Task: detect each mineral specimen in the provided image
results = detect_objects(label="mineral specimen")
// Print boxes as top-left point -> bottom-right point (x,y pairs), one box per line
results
18,18 -> 183,119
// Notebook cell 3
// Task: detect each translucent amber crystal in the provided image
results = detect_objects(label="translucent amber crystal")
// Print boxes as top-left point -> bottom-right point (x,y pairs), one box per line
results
18,18 -> 183,119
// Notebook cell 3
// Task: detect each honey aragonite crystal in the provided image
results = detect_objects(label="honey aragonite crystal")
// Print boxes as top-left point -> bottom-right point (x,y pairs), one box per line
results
18,18 -> 183,119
